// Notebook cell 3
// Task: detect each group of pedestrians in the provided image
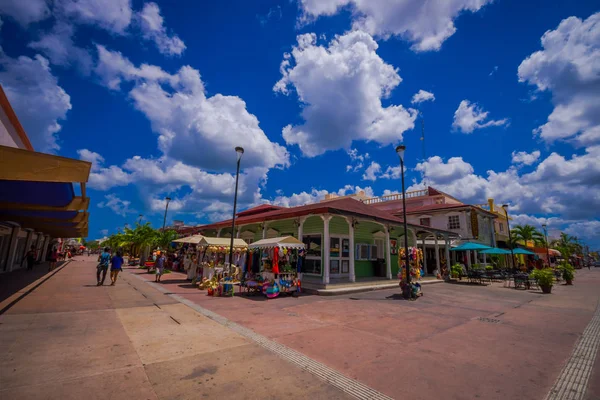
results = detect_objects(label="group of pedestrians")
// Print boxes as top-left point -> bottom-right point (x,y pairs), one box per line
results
96,247 -> 124,286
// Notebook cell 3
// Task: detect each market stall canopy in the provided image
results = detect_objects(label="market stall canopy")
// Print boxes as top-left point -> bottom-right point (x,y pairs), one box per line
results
480,247 -> 511,255
512,248 -> 536,255
450,242 -> 492,251
249,236 -> 305,250
173,234 -> 204,244
549,249 -> 561,256
198,237 -> 248,249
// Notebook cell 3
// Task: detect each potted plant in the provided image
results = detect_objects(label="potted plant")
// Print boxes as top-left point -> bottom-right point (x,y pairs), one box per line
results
450,263 -> 462,279
530,268 -> 554,294
558,262 -> 575,285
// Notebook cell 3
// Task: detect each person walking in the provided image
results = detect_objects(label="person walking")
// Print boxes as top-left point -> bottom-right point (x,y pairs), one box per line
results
155,252 -> 166,283
97,247 -> 111,286
49,247 -> 58,271
25,245 -> 36,271
110,250 -> 124,286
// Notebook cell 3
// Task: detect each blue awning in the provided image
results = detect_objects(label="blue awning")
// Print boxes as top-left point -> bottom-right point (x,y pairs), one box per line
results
0,180 -> 74,207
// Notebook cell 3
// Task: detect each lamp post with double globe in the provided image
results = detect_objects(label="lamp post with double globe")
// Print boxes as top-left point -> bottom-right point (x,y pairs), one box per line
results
396,145 -> 411,297
228,147 -> 244,273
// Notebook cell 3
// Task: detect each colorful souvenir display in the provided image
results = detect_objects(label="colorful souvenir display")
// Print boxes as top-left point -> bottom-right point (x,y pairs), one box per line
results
398,247 -> 424,281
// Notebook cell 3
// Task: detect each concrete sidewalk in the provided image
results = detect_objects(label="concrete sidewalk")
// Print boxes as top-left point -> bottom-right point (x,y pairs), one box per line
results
0,257 -> 350,400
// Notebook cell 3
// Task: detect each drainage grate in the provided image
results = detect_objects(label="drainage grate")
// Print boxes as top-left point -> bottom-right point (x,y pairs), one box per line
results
478,317 -> 501,324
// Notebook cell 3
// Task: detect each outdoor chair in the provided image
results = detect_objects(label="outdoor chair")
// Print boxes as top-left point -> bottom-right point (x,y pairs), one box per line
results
528,276 -> 539,290
513,274 -> 528,289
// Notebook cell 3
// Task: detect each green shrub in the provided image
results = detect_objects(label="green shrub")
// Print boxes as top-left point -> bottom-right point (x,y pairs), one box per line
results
558,262 -> 575,281
485,265 -> 493,271
450,264 -> 463,278
472,263 -> 481,270
530,268 -> 554,287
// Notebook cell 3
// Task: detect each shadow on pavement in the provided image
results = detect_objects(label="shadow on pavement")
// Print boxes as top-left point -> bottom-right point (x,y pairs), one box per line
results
0,262 -> 66,303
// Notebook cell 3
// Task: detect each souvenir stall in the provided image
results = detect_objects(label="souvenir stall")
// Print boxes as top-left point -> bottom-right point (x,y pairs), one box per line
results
246,236 -> 305,298
398,247 -> 424,281
173,235 -> 204,279
195,237 -> 248,296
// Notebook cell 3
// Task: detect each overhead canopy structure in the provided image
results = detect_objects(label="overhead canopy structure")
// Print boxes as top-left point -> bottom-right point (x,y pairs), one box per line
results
450,242 -> 492,251
249,236 -> 305,250
173,234 -> 204,244
512,248 -> 536,255
480,247 -> 512,255
198,237 -> 248,249
0,145 -> 91,238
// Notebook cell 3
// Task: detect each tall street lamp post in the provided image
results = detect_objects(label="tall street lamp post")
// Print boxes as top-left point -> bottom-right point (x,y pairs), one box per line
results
502,204 -> 514,269
162,197 -> 171,232
228,147 -> 244,273
542,224 -> 551,268
138,214 -> 143,224
396,145 -> 411,297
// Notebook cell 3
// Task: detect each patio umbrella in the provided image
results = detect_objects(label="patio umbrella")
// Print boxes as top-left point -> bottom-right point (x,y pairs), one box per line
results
480,248 -> 511,254
450,242 -> 492,251
512,248 -> 536,255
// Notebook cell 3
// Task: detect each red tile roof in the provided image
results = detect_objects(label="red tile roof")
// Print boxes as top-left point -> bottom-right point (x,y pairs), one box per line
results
236,203 -> 284,217
394,202 -> 497,217
199,197 -> 406,230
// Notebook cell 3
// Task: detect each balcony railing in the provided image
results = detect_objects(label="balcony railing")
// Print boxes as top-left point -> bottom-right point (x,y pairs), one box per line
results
363,189 -> 428,205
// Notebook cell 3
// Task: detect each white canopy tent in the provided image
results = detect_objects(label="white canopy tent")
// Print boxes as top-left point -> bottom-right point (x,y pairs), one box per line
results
249,236 -> 305,250
173,234 -> 204,244
198,237 -> 248,249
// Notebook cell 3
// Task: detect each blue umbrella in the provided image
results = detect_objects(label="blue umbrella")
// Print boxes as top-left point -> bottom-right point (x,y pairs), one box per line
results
512,248 -> 536,255
480,247 -> 511,255
450,242 -> 492,251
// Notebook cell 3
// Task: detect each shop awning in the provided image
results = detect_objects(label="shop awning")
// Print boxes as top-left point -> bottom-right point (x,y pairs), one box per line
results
198,237 -> 248,249
450,242 -> 492,251
480,247 -> 511,255
173,234 -> 204,244
0,145 -> 91,238
249,236 -> 305,250
512,248 -> 536,255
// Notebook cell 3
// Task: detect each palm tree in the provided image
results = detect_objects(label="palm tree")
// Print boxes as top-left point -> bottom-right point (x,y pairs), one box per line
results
551,232 -> 580,261
154,229 -> 177,250
510,225 -> 545,247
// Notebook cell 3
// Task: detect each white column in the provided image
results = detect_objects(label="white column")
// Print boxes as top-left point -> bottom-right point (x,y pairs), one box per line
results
321,215 -> 331,284
490,217 -> 497,247
262,222 -> 268,239
444,235 -> 451,280
216,228 -> 222,238
421,235 -> 427,276
23,229 -> 34,262
297,217 -> 307,241
6,225 -> 21,272
385,226 -> 392,279
466,250 -> 472,269
343,217 -> 355,282
434,234 -> 440,276
236,226 -> 242,238
40,235 -> 50,262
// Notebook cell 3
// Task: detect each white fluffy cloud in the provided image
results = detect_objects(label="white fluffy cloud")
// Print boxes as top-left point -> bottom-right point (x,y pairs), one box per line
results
275,31 -> 417,156
95,46 -> 289,172
298,0 -> 493,52
0,51 -> 71,152
28,22 -> 93,74
0,0 -> 50,26
56,0 -> 132,34
452,100 -> 508,133
98,193 -> 135,217
362,161 -> 381,181
271,185 -> 375,207
137,2 -> 186,56
411,89 -> 435,104
411,152 -> 600,221
346,148 -> 369,172
518,13 -> 600,146
511,150 -> 541,166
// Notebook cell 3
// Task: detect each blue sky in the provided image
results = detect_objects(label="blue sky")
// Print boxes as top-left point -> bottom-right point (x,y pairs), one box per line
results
1,0 -> 599,249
